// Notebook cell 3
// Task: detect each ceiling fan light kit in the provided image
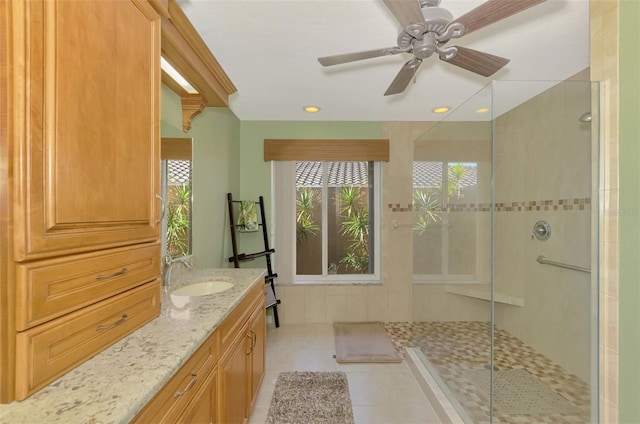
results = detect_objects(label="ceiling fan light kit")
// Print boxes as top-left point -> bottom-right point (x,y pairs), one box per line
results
318,0 -> 546,96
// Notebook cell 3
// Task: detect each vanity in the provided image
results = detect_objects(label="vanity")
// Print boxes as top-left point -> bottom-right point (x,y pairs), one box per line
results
0,268 -> 267,424
1,0 -> 249,420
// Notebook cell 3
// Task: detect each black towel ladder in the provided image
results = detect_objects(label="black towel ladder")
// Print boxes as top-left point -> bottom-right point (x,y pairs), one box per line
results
227,192 -> 281,327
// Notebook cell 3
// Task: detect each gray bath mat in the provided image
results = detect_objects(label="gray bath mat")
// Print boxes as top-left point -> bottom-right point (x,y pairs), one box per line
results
463,368 -> 581,415
333,322 -> 402,363
265,371 -> 354,424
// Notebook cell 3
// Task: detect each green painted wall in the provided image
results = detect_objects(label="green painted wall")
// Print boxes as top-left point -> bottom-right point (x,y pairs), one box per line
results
237,121 -> 383,257
161,85 -> 240,268
619,1 -> 640,422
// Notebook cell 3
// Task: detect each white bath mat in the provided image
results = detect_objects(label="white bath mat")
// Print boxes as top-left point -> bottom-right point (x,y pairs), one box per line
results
333,322 -> 402,363
463,368 -> 581,415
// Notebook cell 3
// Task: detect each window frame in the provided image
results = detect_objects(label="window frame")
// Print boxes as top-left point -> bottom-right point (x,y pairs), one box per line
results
413,160 -> 477,284
273,160 -> 382,284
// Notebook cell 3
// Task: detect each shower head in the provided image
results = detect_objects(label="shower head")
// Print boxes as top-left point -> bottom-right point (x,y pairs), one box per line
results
579,112 -> 592,122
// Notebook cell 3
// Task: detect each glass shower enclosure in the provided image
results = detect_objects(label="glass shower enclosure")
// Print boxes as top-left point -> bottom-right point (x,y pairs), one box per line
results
411,79 -> 599,423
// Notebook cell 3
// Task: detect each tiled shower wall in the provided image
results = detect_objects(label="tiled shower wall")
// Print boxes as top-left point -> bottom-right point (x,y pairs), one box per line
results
491,78 -> 594,383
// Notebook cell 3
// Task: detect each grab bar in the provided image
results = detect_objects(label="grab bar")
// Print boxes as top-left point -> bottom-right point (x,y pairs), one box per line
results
536,255 -> 590,273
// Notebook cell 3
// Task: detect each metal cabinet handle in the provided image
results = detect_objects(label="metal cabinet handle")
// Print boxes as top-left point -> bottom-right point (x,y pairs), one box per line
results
156,194 -> 166,224
96,313 -> 128,331
245,330 -> 257,355
95,267 -> 128,280
174,372 -> 198,398
246,333 -> 253,355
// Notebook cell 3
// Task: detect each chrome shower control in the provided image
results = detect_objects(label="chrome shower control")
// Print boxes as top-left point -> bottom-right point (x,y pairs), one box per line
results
532,220 -> 551,241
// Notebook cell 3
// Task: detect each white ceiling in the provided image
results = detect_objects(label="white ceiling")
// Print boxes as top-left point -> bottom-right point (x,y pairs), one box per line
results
177,0 -> 590,122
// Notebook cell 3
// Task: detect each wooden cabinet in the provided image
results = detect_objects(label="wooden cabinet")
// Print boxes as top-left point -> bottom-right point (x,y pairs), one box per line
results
179,368 -> 217,424
219,329 -> 250,424
218,280 -> 266,424
12,0 -> 162,262
2,0 -> 163,403
132,330 -> 219,424
15,243 -> 161,331
15,281 -> 161,399
248,301 -> 266,410
133,279 -> 266,424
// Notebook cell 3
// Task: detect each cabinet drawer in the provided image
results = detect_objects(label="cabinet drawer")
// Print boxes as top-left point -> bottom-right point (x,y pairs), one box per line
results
218,279 -> 263,352
16,243 -> 161,330
15,281 -> 161,400
132,330 -> 219,424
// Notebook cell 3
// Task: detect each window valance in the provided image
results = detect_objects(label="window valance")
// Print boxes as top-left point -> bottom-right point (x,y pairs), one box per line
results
264,139 -> 390,162
161,138 -> 192,160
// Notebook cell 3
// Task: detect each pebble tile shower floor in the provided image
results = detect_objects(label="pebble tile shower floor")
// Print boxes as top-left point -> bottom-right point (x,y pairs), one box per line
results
384,321 -> 591,424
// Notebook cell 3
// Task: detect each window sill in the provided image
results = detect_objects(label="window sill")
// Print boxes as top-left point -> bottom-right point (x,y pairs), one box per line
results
279,280 -> 382,286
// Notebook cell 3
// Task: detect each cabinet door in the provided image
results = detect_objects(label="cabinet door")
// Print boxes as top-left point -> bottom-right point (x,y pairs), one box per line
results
248,303 -> 266,410
178,368 -> 217,424
218,331 -> 249,424
12,0 -> 161,261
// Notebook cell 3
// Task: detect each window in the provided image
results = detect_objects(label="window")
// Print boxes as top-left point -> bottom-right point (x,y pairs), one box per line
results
413,161 -> 477,281
273,161 -> 381,282
162,159 -> 192,260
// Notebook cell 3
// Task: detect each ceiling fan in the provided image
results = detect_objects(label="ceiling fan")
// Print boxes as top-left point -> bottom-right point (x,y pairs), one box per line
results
318,0 -> 546,96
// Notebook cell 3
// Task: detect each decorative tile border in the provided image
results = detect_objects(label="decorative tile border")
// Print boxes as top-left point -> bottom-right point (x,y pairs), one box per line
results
389,198 -> 591,213
492,198 -> 591,212
388,203 -> 413,212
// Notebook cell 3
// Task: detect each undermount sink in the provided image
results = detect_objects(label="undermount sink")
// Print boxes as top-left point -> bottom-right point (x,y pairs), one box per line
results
172,280 -> 235,297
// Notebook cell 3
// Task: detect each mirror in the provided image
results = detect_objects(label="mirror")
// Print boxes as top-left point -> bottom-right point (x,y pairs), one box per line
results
161,137 -> 193,260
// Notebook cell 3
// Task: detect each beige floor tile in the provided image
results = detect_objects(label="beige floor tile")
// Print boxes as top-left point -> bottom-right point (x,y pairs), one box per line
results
250,323 -> 442,424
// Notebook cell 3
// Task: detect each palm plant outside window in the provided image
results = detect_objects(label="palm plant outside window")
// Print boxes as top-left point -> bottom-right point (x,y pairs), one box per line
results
295,161 -> 377,277
413,161 -> 477,280
164,160 -> 192,260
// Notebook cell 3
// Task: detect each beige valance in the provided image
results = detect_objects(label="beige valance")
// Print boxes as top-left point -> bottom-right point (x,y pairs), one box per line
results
161,138 -> 192,160
264,139 -> 390,162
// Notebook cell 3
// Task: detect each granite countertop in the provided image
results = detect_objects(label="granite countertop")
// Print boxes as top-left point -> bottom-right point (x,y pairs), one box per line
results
0,267 -> 266,424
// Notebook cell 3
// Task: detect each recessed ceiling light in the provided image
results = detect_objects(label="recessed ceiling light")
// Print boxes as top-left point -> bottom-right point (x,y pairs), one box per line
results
475,107 -> 490,114
432,107 -> 449,114
304,106 -> 320,113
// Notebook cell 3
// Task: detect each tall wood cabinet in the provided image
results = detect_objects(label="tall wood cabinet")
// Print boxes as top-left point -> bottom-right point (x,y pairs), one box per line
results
1,0 -> 163,403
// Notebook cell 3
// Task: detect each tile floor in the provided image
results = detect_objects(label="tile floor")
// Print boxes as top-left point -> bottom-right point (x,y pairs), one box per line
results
385,322 -> 591,424
248,323 -> 443,424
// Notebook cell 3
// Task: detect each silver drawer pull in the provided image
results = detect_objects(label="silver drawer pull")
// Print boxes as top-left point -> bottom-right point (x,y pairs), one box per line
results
95,268 -> 128,280
96,313 -> 129,331
175,372 -> 198,398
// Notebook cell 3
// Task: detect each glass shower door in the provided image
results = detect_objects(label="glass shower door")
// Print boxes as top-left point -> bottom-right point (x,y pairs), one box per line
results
412,79 -> 599,423
412,84 -> 494,424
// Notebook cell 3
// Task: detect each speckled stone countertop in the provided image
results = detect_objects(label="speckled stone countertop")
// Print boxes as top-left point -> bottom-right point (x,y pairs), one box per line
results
0,267 -> 266,424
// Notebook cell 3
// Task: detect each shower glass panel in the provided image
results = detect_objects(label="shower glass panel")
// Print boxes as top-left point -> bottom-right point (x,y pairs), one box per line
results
412,79 -> 599,423
413,83 -> 493,424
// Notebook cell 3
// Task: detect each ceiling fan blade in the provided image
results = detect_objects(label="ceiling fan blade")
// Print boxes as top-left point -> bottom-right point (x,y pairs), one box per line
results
441,46 -> 509,77
384,58 -> 422,96
449,0 -> 546,36
382,0 -> 425,31
318,47 -> 402,66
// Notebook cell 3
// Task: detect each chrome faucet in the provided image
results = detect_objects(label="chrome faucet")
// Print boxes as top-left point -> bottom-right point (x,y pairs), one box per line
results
163,254 -> 193,287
